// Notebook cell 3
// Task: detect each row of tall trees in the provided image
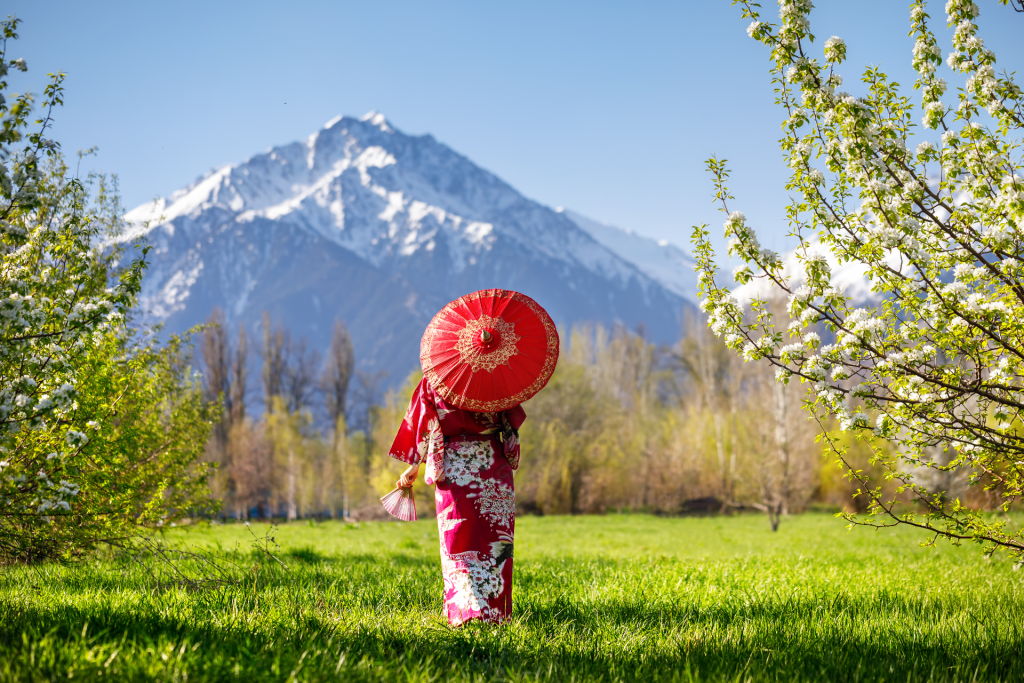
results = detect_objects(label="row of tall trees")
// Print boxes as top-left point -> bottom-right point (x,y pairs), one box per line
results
390,321 -> 969,528
516,321 -> 826,525
197,312 -> 934,529
199,310 -> 387,520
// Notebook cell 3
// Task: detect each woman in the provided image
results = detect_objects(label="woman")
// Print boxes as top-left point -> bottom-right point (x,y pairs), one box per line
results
389,377 -> 525,626
386,288 -> 557,626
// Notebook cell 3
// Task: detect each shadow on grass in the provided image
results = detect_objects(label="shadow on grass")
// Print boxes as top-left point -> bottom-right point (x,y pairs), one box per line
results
520,589 -> 1017,630
285,545 -> 332,564
1,588 -> 1021,683
0,553 -> 441,597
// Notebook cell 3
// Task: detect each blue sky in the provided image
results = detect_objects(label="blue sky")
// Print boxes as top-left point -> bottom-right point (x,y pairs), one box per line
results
6,0 -> 1024,258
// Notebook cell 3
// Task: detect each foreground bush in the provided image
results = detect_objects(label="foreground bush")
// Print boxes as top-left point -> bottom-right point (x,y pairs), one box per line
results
0,19 -> 216,562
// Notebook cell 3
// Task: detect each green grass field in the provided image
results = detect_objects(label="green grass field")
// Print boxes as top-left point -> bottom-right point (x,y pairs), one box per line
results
1,514 -> 1021,682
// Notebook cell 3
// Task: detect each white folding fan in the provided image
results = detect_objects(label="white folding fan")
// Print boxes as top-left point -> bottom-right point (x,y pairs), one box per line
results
380,487 -> 417,521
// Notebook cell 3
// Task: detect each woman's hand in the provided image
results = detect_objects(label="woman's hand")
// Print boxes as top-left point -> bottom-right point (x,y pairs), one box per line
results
397,463 -> 419,489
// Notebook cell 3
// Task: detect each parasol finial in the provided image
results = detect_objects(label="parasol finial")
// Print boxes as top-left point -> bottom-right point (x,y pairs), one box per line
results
481,329 -> 493,344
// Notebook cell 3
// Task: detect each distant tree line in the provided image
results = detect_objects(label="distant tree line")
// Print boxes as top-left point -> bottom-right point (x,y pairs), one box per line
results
198,309 -> 391,520
513,317 -> 889,528
197,305 -> 989,530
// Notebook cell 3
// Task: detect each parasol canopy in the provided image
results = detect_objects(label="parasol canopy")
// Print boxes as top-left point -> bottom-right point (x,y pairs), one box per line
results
421,289 -> 559,412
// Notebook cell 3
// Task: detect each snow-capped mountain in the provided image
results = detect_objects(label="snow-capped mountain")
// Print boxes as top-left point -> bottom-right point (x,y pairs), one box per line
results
125,112 -> 695,384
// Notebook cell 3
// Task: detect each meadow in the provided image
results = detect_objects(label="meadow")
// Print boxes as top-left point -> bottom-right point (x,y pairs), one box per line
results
1,513 -> 1021,682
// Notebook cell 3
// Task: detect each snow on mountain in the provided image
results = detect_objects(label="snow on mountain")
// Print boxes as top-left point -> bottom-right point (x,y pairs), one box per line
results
124,112 -> 694,386
558,209 -> 699,302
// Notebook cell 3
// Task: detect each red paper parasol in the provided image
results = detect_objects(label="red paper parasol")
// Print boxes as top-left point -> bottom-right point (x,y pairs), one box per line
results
421,289 -> 559,412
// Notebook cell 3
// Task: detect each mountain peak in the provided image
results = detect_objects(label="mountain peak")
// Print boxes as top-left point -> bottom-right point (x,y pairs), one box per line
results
124,116 -> 694,386
359,110 -> 392,132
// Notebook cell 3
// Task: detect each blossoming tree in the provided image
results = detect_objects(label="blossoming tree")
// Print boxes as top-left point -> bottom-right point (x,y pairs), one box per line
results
0,19 -> 214,561
692,0 -> 1024,559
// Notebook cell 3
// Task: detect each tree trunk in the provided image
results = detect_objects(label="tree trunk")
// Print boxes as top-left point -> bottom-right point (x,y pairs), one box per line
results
335,416 -> 349,520
287,448 -> 297,521
772,380 -> 792,518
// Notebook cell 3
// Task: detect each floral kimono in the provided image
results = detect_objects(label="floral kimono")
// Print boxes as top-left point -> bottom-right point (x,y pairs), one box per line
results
389,377 -> 526,626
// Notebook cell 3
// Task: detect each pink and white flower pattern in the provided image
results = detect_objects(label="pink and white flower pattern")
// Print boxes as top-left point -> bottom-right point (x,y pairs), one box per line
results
435,435 -> 515,625
389,378 -> 525,626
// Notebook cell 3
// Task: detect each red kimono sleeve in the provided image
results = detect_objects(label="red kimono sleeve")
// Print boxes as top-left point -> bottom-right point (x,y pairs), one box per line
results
389,378 -> 444,467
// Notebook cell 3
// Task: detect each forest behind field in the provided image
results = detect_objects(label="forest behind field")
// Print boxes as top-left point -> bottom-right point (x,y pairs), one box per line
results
199,308 -> 967,526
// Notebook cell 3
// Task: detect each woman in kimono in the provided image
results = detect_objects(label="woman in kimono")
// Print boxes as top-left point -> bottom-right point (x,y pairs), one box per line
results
389,377 -> 525,626
388,288 -> 557,626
